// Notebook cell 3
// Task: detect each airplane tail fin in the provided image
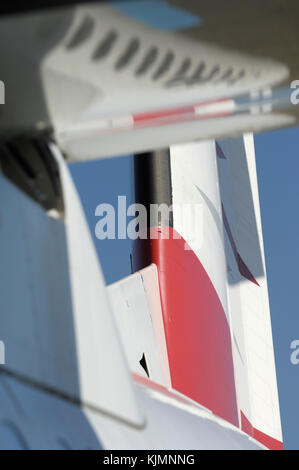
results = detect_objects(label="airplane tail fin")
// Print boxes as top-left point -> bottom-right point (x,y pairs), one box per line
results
130,134 -> 283,448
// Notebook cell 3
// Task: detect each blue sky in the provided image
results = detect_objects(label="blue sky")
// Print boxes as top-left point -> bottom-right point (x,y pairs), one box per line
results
255,126 -> 299,449
70,0 -> 299,449
70,155 -> 134,285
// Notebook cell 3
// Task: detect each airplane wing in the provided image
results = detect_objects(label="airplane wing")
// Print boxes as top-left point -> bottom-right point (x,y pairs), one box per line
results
0,3 -> 292,160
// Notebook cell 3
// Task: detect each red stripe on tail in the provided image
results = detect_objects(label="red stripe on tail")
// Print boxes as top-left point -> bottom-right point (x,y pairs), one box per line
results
150,226 -> 239,426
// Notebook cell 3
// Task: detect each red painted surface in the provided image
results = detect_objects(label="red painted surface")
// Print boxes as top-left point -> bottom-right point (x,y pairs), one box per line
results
133,99 -> 233,129
241,411 -> 283,450
149,226 -> 239,427
241,411 -> 254,436
253,427 -> 283,450
134,105 -> 194,123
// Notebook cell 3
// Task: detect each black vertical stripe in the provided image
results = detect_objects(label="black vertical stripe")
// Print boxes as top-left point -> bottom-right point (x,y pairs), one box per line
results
92,30 -> 118,60
115,38 -> 140,70
152,51 -> 174,80
165,58 -> 192,86
135,47 -> 158,76
65,15 -> 94,49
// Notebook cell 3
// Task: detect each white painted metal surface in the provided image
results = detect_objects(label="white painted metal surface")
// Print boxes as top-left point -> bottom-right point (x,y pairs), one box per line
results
170,141 -> 229,317
108,264 -> 171,388
61,112 -> 294,160
217,134 -> 283,443
0,374 -> 264,450
0,146 -> 142,426
49,143 -> 143,425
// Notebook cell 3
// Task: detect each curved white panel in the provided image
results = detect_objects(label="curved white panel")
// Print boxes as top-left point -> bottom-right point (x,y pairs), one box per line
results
108,264 -> 171,387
